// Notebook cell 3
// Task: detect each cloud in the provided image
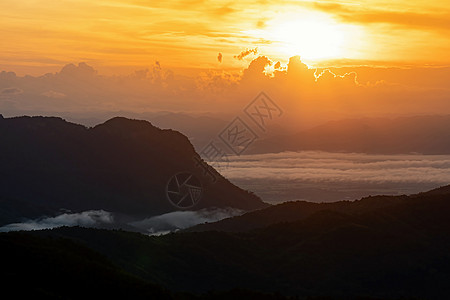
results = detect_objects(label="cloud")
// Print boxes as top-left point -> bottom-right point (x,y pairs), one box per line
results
313,3 -> 450,33
213,5 -> 236,16
220,151 -> 450,185
1,87 -> 23,95
234,48 -> 258,60
218,151 -> 450,203
1,57 -> 450,128
196,70 -> 240,93
129,207 -> 245,235
59,62 -> 97,79
0,210 -> 114,232
0,71 -> 17,80
217,52 -> 223,63
315,69 -> 359,86
42,90 -> 67,99
242,55 -> 272,80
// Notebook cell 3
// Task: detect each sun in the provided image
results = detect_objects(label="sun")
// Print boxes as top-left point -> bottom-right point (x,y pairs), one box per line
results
272,16 -> 345,60
247,11 -> 362,62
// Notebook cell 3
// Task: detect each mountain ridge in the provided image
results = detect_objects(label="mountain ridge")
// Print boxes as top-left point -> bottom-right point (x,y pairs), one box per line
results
186,185 -> 450,233
0,115 -> 266,226
13,184 -> 450,298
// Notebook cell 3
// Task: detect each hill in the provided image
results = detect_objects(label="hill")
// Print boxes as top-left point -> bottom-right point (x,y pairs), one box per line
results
186,194 -> 410,233
14,185 -> 450,299
0,231 -> 174,299
0,115 -> 266,226
1,231 -> 296,299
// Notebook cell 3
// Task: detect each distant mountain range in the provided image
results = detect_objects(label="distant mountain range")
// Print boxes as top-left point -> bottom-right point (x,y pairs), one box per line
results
3,184 -> 449,299
187,185 -> 450,232
26,113 -> 450,155
0,115 -> 266,226
249,115 -> 450,154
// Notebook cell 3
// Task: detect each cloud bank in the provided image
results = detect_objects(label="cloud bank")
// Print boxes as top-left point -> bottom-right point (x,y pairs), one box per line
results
1,57 -> 450,130
221,151 -> 450,184
219,151 -> 450,203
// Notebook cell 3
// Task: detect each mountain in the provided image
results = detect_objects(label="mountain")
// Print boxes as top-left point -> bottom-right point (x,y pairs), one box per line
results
186,194 -> 409,233
148,112 -> 228,149
63,111 -> 230,150
0,115 -> 266,226
0,231 -> 174,299
13,185 -> 450,299
1,231 -> 294,300
187,185 -> 450,233
249,115 -> 450,154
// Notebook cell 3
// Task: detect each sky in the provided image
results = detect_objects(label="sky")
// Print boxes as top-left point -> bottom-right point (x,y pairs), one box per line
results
1,0 -> 450,75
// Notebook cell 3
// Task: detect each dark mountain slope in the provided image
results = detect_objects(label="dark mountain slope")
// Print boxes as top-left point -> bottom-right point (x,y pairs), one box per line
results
1,232 -> 297,300
0,116 -> 266,225
20,185 -> 450,298
0,231 -> 173,299
187,193 -> 411,233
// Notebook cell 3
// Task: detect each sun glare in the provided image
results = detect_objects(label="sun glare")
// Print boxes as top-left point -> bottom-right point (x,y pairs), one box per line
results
248,12 -> 362,62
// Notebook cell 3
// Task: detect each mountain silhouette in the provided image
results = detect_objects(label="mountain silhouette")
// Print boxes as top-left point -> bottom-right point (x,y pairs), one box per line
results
11,184 -> 450,299
0,116 -> 266,225
186,185 -> 450,233
249,115 -> 450,154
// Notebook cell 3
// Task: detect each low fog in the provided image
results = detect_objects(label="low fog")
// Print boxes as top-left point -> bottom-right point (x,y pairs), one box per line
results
0,208 -> 245,235
220,151 -> 450,203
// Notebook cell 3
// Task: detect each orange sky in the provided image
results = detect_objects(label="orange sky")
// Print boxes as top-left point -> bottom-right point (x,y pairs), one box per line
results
1,0 -> 450,75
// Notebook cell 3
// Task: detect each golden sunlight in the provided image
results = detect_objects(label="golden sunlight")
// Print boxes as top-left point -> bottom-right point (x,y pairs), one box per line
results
248,11 -> 364,62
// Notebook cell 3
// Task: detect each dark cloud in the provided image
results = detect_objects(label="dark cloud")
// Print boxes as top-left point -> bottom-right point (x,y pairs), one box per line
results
234,48 -> 258,60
